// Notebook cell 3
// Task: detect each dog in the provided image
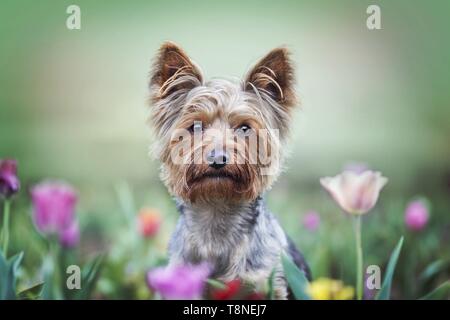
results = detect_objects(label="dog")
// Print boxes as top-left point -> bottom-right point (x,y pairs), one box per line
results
148,42 -> 310,299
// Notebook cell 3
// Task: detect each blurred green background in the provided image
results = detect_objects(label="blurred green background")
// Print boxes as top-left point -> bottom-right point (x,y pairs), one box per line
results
1,0 -> 449,299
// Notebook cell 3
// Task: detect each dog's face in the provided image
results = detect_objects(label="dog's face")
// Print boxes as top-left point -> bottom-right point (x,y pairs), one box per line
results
149,42 -> 297,204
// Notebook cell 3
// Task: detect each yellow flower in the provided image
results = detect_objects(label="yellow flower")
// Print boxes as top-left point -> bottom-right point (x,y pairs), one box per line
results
307,278 -> 354,300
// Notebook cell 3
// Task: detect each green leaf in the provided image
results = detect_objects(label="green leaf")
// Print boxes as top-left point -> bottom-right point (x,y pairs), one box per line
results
0,251 -> 24,300
73,254 -> 105,299
419,281 -> 450,300
267,269 -> 276,300
375,237 -> 404,300
281,253 -> 311,300
17,282 -> 45,300
206,279 -> 227,290
0,252 -> 8,299
419,259 -> 448,282
40,254 -> 57,300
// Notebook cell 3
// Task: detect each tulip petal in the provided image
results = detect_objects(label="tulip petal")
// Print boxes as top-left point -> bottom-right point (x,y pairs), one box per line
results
320,170 -> 388,215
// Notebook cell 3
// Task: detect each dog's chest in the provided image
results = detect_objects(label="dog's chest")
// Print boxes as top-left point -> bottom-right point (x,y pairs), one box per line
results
182,212 -> 253,277
169,201 -> 287,282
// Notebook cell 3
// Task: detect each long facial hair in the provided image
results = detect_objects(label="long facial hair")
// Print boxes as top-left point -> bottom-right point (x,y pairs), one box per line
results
149,42 -> 297,207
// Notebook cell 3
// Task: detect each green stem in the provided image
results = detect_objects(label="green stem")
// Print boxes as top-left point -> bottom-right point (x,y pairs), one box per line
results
354,215 -> 363,300
50,240 -> 63,300
1,200 -> 11,257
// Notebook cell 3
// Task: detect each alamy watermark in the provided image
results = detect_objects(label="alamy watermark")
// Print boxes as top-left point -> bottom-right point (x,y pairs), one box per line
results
366,265 -> 382,290
66,5 -> 81,30
66,264 -> 81,290
366,5 -> 382,30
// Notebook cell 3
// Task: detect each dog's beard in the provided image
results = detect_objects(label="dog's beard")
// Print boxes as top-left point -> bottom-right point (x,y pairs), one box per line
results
177,163 -> 260,204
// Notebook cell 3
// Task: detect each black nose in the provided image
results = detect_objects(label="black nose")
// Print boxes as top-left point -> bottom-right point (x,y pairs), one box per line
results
207,149 -> 229,170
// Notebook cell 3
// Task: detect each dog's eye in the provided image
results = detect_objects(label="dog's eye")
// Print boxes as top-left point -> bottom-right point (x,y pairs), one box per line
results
188,121 -> 203,133
235,124 -> 252,136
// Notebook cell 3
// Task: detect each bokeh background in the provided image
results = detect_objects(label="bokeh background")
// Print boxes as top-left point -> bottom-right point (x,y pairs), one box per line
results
1,0 -> 449,299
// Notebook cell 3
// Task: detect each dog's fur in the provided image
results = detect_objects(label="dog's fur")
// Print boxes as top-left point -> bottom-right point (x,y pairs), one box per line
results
148,42 -> 310,299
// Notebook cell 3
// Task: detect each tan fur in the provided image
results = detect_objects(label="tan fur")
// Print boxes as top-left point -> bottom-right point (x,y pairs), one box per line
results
147,43 -> 311,299
149,42 -> 297,205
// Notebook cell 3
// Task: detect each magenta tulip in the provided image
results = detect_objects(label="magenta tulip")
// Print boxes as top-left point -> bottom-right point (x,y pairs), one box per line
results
405,200 -> 429,231
31,181 -> 79,246
303,211 -> 320,231
59,221 -> 80,248
147,263 -> 210,299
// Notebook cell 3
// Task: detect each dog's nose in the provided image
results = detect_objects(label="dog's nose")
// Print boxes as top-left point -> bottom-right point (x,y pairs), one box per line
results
207,149 -> 229,170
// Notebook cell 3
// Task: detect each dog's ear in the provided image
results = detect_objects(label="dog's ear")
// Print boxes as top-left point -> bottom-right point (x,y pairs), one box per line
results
245,47 -> 296,108
150,42 -> 203,101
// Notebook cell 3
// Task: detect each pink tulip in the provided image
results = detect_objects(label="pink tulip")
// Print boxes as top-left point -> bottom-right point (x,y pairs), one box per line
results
31,181 -> 79,246
405,200 -> 429,231
321,169 -> 388,300
147,263 -> 210,299
303,211 -> 320,231
59,221 -> 80,248
320,170 -> 388,215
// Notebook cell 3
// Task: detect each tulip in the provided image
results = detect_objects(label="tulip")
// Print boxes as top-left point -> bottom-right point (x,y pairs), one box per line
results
211,279 -> 241,300
137,208 -> 162,238
405,200 -> 429,231
59,221 -> 80,248
320,170 -> 388,215
30,181 -> 80,299
0,159 -> 20,256
320,170 -> 388,300
0,159 -> 20,199
31,181 -> 79,247
147,263 -> 210,299
302,211 -> 320,232
210,279 -> 265,300
307,278 -> 354,300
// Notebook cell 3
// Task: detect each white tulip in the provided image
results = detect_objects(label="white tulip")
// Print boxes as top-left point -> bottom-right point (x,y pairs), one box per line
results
320,170 -> 388,215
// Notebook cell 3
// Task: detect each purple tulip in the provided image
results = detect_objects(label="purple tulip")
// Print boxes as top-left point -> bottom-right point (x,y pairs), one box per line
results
303,211 -> 320,231
147,263 -> 210,299
405,200 -> 429,231
0,159 -> 20,199
31,181 -> 79,246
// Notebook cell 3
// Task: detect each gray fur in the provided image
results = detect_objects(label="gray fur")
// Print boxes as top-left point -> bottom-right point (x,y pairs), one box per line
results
168,196 -> 309,299
149,43 -> 310,300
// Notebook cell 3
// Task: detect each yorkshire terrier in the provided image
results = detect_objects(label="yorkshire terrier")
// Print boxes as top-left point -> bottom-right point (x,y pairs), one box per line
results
148,42 -> 310,299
